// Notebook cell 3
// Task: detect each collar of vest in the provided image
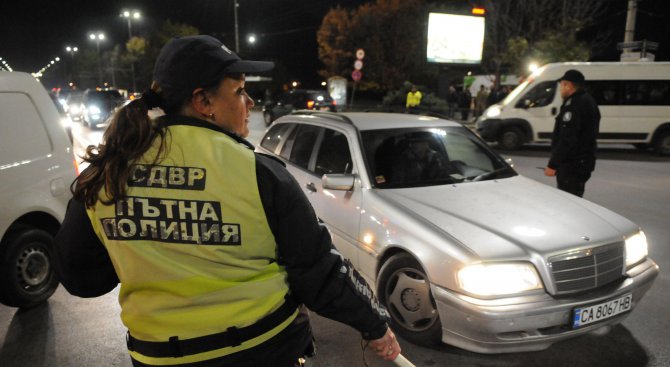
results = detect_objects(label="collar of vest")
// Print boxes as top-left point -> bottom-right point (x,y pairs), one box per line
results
157,114 -> 256,151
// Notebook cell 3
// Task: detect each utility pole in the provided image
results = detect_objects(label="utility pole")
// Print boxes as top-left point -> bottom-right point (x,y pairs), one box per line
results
624,0 -> 638,44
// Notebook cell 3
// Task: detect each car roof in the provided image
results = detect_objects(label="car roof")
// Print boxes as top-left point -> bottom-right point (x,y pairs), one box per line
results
282,111 -> 463,131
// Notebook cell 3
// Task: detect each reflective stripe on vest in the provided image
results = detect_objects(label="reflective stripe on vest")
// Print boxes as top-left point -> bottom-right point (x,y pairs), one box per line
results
86,123 -> 296,365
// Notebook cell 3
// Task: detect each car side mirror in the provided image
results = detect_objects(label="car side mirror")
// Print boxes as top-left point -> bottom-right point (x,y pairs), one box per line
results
322,173 -> 355,191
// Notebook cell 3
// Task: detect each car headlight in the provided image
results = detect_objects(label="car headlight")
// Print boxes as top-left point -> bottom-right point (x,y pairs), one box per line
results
60,116 -> 73,128
89,105 -> 101,114
484,105 -> 501,118
457,262 -> 543,297
69,104 -> 81,114
625,231 -> 648,268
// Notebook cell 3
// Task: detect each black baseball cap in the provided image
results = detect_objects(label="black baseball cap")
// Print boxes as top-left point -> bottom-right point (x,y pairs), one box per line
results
153,35 -> 274,93
557,69 -> 585,84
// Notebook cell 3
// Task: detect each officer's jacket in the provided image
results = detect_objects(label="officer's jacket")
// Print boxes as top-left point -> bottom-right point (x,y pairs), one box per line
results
54,115 -> 389,366
548,90 -> 601,169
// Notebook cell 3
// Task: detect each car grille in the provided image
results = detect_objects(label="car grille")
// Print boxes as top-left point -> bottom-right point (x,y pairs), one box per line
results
548,242 -> 625,295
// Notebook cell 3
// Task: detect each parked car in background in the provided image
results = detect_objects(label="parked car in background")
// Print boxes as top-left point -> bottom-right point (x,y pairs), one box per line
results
0,71 -> 78,308
262,89 -> 336,125
64,92 -> 84,122
476,62 -> 670,154
256,110 -> 659,353
82,89 -> 124,129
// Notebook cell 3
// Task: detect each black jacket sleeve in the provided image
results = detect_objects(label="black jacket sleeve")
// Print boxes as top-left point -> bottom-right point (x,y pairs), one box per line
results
53,198 -> 120,297
255,154 -> 389,340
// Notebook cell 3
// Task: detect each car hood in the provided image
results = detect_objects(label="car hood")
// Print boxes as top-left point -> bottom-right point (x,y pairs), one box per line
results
376,176 -> 637,260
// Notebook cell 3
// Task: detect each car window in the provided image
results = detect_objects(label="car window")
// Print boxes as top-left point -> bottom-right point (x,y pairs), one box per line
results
314,129 -> 352,176
516,81 -> 556,108
282,124 -> 321,169
260,123 -> 293,153
362,127 -> 514,188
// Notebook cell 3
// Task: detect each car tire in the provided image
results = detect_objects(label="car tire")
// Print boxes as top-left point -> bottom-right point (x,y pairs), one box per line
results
0,228 -> 59,308
653,131 -> 670,156
263,111 -> 274,126
497,127 -> 524,150
377,253 -> 441,346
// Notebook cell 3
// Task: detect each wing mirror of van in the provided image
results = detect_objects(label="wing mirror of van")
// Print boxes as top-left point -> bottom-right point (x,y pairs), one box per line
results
322,174 -> 355,191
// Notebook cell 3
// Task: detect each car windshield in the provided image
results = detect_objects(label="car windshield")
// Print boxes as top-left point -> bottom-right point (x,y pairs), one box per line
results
362,127 -> 516,188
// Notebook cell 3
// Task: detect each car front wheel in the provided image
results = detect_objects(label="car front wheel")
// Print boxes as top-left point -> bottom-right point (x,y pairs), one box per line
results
0,228 -> 59,308
497,127 -> 524,150
653,131 -> 670,156
377,253 -> 441,346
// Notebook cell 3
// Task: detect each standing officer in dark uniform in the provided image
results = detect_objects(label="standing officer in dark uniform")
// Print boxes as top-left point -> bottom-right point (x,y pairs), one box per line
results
544,69 -> 600,197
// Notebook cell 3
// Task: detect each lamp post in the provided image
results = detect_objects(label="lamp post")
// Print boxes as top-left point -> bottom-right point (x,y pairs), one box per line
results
65,46 -> 78,84
121,9 -> 141,93
89,32 -> 105,85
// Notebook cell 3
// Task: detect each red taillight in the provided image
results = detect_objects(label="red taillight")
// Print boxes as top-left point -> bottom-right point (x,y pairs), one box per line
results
306,100 -> 315,109
73,156 -> 80,176
332,100 -> 337,106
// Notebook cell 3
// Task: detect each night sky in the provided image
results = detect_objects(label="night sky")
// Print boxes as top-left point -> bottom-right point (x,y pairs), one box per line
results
1,0 -> 669,88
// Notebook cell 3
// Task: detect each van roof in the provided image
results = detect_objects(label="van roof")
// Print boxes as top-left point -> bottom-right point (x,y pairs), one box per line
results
534,62 -> 670,80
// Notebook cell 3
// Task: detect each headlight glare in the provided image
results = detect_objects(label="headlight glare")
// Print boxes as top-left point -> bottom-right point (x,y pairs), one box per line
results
458,263 -> 543,297
625,231 -> 648,267
485,105 -> 501,118
89,105 -> 101,114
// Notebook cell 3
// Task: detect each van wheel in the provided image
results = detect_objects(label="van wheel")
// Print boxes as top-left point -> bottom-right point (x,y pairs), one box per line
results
0,228 -> 59,308
497,127 -> 524,150
263,111 -> 274,126
653,131 -> 670,156
377,253 -> 441,346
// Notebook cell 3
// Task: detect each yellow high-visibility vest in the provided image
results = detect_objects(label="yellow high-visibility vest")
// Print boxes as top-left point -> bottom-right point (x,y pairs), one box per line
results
406,91 -> 422,107
87,122 -> 296,365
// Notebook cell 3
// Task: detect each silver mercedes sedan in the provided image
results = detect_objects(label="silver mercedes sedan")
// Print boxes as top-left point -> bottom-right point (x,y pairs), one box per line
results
256,111 -> 659,354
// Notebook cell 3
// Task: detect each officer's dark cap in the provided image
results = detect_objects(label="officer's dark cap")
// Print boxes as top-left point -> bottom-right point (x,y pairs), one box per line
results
154,35 -> 274,94
557,69 -> 585,84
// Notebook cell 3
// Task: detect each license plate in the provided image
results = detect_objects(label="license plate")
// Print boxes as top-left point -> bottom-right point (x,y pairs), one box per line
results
572,293 -> 632,328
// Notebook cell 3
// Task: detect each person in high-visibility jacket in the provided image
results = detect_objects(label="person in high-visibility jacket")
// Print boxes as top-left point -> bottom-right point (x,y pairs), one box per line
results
54,35 -> 400,367
405,84 -> 422,114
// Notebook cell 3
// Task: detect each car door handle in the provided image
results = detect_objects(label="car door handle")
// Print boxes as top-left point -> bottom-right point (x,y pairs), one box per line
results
305,182 -> 317,193
551,107 -> 557,115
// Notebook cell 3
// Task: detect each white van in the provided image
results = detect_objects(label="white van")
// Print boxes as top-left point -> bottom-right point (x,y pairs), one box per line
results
0,72 -> 78,308
475,62 -> 670,155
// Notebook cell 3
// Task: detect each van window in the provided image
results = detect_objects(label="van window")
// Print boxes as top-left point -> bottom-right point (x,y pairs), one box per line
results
621,80 -> 670,106
586,81 -> 620,106
586,80 -> 670,106
0,93 -> 51,166
516,81 -> 556,108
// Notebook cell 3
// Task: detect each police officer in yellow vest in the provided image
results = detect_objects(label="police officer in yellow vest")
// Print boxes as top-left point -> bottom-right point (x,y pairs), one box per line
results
406,84 -> 422,114
54,35 -> 400,367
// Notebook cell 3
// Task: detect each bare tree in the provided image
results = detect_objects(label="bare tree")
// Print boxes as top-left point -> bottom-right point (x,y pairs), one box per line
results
480,0 -> 609,82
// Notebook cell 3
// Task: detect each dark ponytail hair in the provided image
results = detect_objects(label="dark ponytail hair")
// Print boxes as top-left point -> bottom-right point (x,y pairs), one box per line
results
73,85 -> 169,207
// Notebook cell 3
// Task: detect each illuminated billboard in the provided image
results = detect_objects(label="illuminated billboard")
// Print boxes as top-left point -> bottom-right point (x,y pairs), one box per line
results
426,12 -> 485,64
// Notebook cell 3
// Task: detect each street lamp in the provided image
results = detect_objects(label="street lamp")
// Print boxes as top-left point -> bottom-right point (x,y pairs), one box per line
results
89,32 -> 105,85
65,46 -> 78,83
121,9 -> 141,93
247,34 -> 257,44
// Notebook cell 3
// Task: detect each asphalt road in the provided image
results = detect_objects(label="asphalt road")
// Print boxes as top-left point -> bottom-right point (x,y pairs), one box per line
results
1,111 -> 668,367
